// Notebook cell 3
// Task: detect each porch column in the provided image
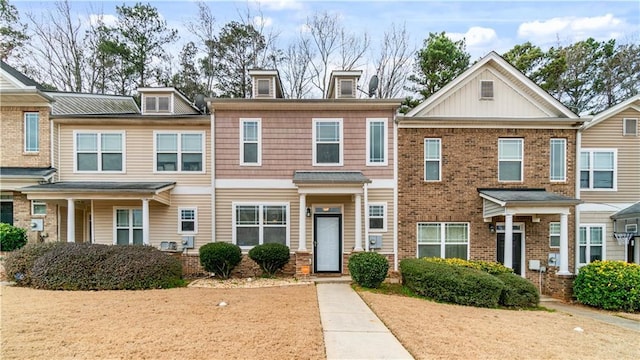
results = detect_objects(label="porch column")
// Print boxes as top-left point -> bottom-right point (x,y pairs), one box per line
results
635,236 -> 640,265
298,194 -> 307,251
557,213 -> 570,275
142,198 -> 150,245
354,193 -> 363,251
504,214 -> 513,269
66,198 -> 75,243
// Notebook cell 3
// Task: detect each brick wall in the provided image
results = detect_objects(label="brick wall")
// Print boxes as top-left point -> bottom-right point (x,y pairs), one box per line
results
9,193 -> 58,243
397,127 -> 577,277
0,107 -> 51,167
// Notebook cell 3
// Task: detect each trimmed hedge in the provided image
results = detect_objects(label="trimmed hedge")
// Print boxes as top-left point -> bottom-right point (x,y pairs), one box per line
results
496,272 -> 539,308
401,258 -> 504,308
199,242 -> 242,279
248,243 -> 290,277
348,252 -> 389,288
4,242 -> 64,286
424,257 -> 513,275
573,260 -> 640,312
0,223 -> 28,252
29,243 -> 183,290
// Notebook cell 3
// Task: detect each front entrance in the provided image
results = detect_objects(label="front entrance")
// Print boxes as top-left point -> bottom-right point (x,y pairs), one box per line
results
497,233 -> 523,275
0,199 -> 13,224
314,214 -> 342,273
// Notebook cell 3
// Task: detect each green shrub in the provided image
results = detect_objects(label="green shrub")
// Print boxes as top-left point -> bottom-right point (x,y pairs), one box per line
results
248,243 -> 290,277
4,242 -> 64,285
496,272 -> 539,308
400,258 -> 504,308
29,243 -> 183,290
573,260 -> 640,312
423,257 -> 513,275
0,223 -> 28,252
199,242 -> 242,279
348,252 -> 389,288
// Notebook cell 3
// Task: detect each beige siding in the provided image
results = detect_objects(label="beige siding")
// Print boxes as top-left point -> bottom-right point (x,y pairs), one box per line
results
579,211 -> 624,261
581,108 -> 640,202
366,188 -> 395,253
57,123 -> 211,186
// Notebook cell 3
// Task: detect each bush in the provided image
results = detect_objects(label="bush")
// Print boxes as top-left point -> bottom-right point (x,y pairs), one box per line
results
348,252 -> 389,288
573,260 -> 640,312
423,257 -> 513,275
0,223 -> 28,252
496,272 -> 539,308
248,243 -> 290,277
400,258 -> 504,308
29,243 -> 183,290
199,242 -> 242,279
4,242 -> 64,285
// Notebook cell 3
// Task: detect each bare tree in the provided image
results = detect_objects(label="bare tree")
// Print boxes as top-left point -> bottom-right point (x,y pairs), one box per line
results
339,29 -> 369,70
374,23 -> 413,98
186,1 -> 216,95
280,38 -> 314,98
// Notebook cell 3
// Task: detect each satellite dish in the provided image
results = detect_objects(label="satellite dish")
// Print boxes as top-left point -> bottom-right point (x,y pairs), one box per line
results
194,94 -> 207,113
368,75 -> 379,98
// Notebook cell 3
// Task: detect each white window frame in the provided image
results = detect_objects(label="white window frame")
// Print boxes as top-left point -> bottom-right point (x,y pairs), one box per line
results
549,222 -> 560,248
256,79 -> 271,97
240,118 -> 261,166
232,202 -> 290,250
623,118 -> 637,136
31,200 -> 47,216
153,131 -> 206,173
578,224 -> 606,267
113,208 -> 143,245
144,94 -> 172,113
550,138 -> 566,182
366,118 -> 388,166
498,138 -> 523,182
480,80 -> 494,99
368,203 -> 387,232
24,112 -> 39,153
312,118 -> 343,166
416,222 -> 470,259
73,131 -> 126,173
580,149 -> 617,191
339,79 -> 354,98
424,138 -> 441,182
178,207 -> 198,235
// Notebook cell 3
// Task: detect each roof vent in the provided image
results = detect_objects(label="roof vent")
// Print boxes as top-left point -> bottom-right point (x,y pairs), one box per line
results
480,80 -> 494,99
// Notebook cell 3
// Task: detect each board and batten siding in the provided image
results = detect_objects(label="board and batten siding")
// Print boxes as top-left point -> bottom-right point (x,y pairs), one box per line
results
581,108 -> 640,203
579,211 -> 624,261
57,123 -> 211,186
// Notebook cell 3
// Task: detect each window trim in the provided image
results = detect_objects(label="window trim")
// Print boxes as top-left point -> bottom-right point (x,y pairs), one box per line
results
24,112 -> 39,153
480,80 -> 494,99
550,138 -> 567,182
144,94 -> 172,113
256,79 -> 271,97
232,202 -> 290,250
498,138 -> 523,182
366,118 -> 388,166
580,148 -> 617,191
424,138 -> 442,182
31,200 -> 47,216
578,224 -> 606,267
339,79 -> 354,98
178,207 -> 198,235
416,222 -> 470,259
153,131 -> 206,173
113,207 -> 143,245
240,118 -> 262,166
312,118 -> 343,166
549,222 -> 560,248
368,203 -> 387,232
73,130 -> 126,173
623,118 -> 637,136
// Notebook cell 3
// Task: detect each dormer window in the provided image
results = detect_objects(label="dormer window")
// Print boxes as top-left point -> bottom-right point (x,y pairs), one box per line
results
145,95 -> 170,113
340,79 -> 354,98
480,80 -> 494,99
623,118 -> 637,136
257,79 -> 271,97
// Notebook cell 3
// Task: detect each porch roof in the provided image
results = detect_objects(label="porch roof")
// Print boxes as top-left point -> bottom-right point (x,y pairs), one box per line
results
611,202 -> 640,220
292,171 -> 371,184
0,167 -> 56,179
479,188 -> 581,218
20,181 -> 175,193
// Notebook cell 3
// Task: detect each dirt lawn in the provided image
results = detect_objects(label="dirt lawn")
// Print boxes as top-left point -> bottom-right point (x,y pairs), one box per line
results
2,280 -> 639,360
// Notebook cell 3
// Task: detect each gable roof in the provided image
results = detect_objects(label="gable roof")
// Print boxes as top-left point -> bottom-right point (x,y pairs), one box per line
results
405,51 -> 578,120
583,94 -> 640,130
0,60 -> 43,89
45,91 -> 140,115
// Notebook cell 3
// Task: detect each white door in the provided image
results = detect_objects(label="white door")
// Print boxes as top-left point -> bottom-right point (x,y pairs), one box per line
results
314,215 -> 341,272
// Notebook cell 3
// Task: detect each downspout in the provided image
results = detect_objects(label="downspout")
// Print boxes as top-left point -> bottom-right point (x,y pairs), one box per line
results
210,105 -> 216,243
393,113 -> 399,271
364,182 -> 369,252
574,129 -> 581,273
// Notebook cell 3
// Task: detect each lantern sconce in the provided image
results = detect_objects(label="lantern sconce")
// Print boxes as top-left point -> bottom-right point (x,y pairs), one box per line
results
488,223 -> 495,233
306,207 -> 311,217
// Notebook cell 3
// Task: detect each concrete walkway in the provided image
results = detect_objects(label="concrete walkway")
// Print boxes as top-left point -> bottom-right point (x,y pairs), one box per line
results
540,297 -> 640,332
316,283 -> 413,360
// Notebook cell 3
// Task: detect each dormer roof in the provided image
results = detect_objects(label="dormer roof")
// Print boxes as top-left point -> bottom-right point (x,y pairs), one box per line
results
137,87 -> 200,115
248,69 -> 283,99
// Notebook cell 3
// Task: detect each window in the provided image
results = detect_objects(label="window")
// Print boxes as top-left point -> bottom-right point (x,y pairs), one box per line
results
498,138 -> 523,182
367,119 -> 387,165
580,150 -> 616,190
550,138 -> 566,182
623,118 -> 637,136
24,112 -> 39,152
257,79 -> 270,96
234,203 -> 289,248
75,132 -> 124,172
424,138 -> 441,181
549,222 -> 560,248
179,208 -> 197,234
145,95 -> 170,113
31,200 -> 46,216
240,119 -> 261,165
480,80 -> 494,99
417,222 -> 469,259
368,204 -> 386,231
313,119 -> 342,165
579,225 -> 604,266
155,132 -> 204,172
339,79 -> 353,97
115,208 -> 143,245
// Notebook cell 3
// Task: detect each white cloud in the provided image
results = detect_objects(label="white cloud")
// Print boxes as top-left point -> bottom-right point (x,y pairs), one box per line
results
449,26 -> 498,47
252,0 -> 303,11
518,14 -> 629,45
253,16 -> 273,28
87,14 -> 117,27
